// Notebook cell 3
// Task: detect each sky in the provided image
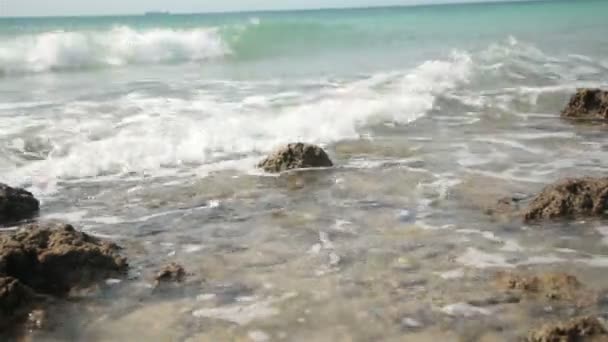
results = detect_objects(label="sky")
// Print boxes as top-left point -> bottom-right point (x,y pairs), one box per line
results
0,0 -> 515,17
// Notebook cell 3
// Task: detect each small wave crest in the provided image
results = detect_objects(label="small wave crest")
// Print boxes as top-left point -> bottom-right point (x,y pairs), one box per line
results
0,26 -> 230,74
478,36 -> 607,82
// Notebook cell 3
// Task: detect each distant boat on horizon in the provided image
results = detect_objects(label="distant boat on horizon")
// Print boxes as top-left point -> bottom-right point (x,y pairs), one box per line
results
144,11 -> 171,17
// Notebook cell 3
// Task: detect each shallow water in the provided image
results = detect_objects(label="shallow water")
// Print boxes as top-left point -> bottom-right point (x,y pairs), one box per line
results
2,0 -> 608,340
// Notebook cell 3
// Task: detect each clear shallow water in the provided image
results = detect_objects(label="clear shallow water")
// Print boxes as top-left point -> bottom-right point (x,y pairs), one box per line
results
2,0 -> 608,340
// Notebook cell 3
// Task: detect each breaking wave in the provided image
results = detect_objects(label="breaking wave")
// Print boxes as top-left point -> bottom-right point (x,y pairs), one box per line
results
0,26 -> 229,74
2,51 -> 472,185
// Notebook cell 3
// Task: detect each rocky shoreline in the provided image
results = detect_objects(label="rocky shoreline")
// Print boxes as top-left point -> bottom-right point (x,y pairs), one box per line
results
2,88 -> 608,340
0,221 -> 128,336
489,88 -> 608,341
0,142 -> 337,337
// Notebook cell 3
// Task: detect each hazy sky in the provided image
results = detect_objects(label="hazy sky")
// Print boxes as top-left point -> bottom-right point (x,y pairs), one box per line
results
0,0 -> 507,17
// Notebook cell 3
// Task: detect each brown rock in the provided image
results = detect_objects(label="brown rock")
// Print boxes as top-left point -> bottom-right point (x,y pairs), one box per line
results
562,88 -> 608,120
448,175 -> 530,221
155,262 -> 186,285
257,143 -> 333,173
0,276 -> 35,331
484,196 -> 524,218
0,222 -> 128,296
528,316 -> 608,342
0,183 -> 39,225
495,272 -> 582,301
523,178 -> 608,222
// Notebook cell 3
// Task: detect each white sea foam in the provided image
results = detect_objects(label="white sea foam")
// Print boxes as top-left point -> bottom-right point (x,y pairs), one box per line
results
248,330 -> 270,342
456,229 -> 502,242
401,317 -> 423,328
42,210 -> 89,222
473,137 -> 545,155
440,303 -> 492,317
582,257 -> 608,268
0,26 -> 229,74
597,226 -> 608,245
481,36 -> 558,66
500,239 -> 524,252
437,268 -> 465,280
456,248 -> 515,269
456,246 -> 608,270
5,52 -> 472,186
193,300 -> 280,325
192,292 -> 297,325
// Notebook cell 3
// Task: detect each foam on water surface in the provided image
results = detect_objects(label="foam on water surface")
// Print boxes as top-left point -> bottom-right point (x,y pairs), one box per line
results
192,292 -> 297,325
440,303 -> 492,317
456,248 -> 515,269
1,51 -> 474,187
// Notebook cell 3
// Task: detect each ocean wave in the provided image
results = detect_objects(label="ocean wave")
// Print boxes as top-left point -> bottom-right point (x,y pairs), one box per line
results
0,18 -> 357,75
477,36 -> 608,83
3,52 -> 472,186
0,22 -> 587,79
0,26 -> 229,74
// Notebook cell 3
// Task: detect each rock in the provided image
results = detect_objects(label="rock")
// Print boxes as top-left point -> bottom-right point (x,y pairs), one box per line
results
0,222 -> 128,296
495,272 -> 582,301
257,143 -> 333,173
0,183 -> 39,225
154,262 -> 186,285
562,88 -> 608,120
0,223 -> 128,333
484,196 -> 525,218
0,276 -> 35,331
523,178 -> 608,222
449,175 -> 531,221
527,316 -> 608,342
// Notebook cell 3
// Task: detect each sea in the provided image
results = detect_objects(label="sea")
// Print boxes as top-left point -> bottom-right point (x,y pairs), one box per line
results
1,0 -> 608,340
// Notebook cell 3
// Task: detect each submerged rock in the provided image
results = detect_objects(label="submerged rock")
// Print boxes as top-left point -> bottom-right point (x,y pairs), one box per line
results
523,178 -> 608,222
484,196 -> 525,219
0,276 -> 35,331
495,272 -> 583,301
0,222 -> 128,296
449,175 -> 531,221
155,262 -> 186,285
528,316 -> 608,342
562,88 -> 608,120
257,143 -> 333,173
0,183 -> 39,225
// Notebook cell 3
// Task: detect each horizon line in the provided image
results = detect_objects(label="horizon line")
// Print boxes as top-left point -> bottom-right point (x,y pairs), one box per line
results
0,0 -> 551,19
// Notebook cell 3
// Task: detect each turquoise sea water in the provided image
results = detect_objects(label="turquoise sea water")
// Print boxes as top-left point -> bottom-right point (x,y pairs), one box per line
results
1,0 -> 607,76
2,1 -> 608,340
